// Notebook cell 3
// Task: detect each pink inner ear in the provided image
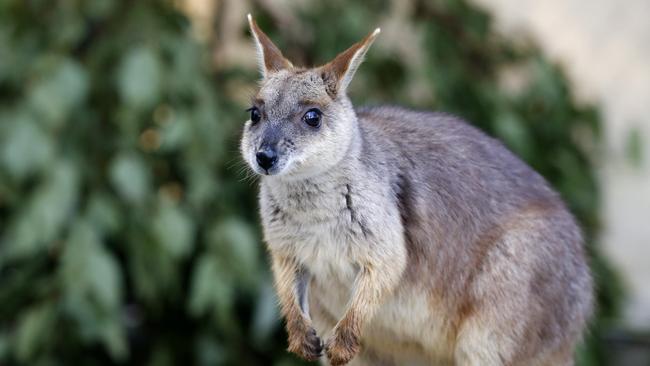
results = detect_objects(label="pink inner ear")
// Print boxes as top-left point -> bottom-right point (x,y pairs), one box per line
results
249,16 -> 292,74
321,69 -> 341,98
321,44 -> 360,94
319,28 -> 379,96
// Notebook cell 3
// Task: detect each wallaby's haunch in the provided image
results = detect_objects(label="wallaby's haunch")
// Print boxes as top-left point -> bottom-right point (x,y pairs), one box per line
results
240,14 -> 593,366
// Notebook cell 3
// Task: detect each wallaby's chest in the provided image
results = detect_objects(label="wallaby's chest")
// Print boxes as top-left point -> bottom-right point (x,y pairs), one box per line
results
260,180 -> 371,280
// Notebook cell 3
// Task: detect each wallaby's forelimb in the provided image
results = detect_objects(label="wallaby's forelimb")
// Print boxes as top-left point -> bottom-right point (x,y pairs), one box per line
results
326,259 -> 403,366
271,254 -> 323,360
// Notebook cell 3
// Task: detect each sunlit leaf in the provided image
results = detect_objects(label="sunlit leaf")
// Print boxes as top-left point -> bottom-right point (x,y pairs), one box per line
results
60,219 -> 126,360
159,111 -> 192,152
208,218 -> 259,284
109,152 -> 151,205
117,46 -> 162,109
61,220 -> 123,311
3,159 -> 79,259
188,254 -> 234,322
28,58 -> 88,128
152,201 -> 195,259
187,164 -> 217,210
0,113 -> 54,180
188,255 -> 219,317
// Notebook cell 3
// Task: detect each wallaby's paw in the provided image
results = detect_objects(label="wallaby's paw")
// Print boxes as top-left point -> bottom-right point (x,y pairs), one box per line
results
325,328 -> 360,366
287,326 -> 323,361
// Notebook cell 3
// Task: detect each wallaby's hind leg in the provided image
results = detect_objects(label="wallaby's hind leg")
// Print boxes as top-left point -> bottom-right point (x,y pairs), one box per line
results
311,296 -> 339,366
311,297 -> 396,366
319,347 -> 396,366
530,343 -> 576,366
348,348 -> 396,366
454,215 -> 589,366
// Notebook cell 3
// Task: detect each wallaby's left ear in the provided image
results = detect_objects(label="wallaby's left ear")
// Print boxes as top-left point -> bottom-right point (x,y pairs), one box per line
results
320,28 -> 381,97
248,14 -> 293,78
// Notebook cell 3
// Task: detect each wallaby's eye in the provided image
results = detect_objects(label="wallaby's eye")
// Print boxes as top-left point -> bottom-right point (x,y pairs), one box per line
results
302,108 -> 322,128
247,107 -> 261,125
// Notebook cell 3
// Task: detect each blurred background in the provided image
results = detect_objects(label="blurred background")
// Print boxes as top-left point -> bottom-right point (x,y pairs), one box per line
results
0,0 -> 648,365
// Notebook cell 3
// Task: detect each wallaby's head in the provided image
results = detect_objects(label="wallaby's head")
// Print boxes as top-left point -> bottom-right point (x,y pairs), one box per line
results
241,15 -> 379,179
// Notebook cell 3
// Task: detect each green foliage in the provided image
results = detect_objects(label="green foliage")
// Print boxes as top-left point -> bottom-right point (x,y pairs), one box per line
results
0,1 -> 280,365
0,0 -> 620,365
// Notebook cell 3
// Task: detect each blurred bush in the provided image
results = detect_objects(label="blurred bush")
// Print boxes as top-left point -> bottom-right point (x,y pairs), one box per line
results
0,0 -> 621,365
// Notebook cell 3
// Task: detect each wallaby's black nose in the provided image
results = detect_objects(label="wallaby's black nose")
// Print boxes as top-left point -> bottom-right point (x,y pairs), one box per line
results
256,148 -> 278,171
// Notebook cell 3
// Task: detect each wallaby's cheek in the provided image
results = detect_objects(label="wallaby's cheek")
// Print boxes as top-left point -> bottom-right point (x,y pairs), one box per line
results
240,124 -> 260,170
290,135 -> 343,176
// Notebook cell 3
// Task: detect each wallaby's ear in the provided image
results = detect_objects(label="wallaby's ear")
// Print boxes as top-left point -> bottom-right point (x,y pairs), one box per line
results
320,28 -> 380,97
248,14 -> 292,78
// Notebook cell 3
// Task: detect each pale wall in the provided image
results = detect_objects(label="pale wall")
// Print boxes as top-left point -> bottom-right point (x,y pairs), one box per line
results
472,0 -> 650,328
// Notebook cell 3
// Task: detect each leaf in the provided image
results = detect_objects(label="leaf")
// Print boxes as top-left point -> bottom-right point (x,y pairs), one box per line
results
28,58 -> 88,128
99,320 -> 128,361
188,255 -> 233,321
167,39 -> 201,92
625,127 -> 644,167
87,244 -> 123,310
62,219 -> 123,311
86,0 -> 116,18
60,220 -> 126,361
207,218 -> 259,284
86,192 -> 122,235
152,201 -> 195,259
0,112 -> 54,180
128,234 -> 178,303
494,109 -> 532,160
109,152 -> 151,205
186,164 -> 216,210
3,159 -> 79,259
117,46 -> 162,109
14,303 -> 56,362
159,111 -> 191,152
250,281 -> 280,346
188,255 -> 219,317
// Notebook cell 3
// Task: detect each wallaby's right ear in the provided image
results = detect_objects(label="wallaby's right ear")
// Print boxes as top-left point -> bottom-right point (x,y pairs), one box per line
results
320,28 -> 380,97
248,14 -> 292,78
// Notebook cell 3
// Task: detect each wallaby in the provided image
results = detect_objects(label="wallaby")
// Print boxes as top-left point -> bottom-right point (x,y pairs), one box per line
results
240,14 -> 593,366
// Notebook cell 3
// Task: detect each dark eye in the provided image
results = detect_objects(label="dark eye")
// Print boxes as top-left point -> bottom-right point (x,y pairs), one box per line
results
247,107 -> 261,125
302,108 -> 322,128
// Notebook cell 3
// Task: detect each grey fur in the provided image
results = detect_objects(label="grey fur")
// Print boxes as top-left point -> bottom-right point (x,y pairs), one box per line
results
241,21 -> 593,366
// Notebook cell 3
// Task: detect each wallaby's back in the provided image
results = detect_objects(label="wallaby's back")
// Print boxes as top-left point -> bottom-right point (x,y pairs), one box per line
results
355,105 -> 593,363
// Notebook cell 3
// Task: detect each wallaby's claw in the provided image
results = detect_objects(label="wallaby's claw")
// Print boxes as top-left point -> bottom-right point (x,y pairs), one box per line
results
288,325 -> 323,361
325,327 -> 360,366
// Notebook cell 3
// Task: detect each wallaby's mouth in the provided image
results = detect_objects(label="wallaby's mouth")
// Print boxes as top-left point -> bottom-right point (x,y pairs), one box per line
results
249,152 -> 289,176
258,166 -> 283,176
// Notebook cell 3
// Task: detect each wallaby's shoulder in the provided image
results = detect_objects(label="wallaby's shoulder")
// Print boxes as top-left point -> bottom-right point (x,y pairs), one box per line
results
356,104 -> 496,144
354,104 -> 514,166
356,104 -> 456,127
354,104 -> 558,205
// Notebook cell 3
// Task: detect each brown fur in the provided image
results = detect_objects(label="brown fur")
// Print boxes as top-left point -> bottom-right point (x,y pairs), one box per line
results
271,254 -> 323,360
